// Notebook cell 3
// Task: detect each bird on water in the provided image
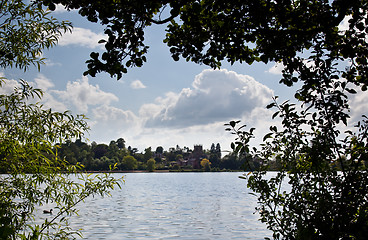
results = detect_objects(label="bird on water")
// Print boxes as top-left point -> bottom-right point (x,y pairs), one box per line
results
43,209 -> 53,214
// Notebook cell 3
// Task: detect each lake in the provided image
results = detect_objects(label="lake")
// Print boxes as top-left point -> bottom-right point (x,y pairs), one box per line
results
40,172 -> 272,239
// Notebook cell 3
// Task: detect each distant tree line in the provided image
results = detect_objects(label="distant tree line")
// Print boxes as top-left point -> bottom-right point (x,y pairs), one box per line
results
56,138 -> 271,172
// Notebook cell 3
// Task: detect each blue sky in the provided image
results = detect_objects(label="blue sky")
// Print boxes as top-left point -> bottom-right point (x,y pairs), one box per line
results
2,6 -> 366,152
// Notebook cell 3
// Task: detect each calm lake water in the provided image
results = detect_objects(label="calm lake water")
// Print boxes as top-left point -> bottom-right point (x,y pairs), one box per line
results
40,172 -> 272,239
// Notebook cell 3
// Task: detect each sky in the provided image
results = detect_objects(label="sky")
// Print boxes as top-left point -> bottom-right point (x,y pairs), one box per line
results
2,6 -> 367,153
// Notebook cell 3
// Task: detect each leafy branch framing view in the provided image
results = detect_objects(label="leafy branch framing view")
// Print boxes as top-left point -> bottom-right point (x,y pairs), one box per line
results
1,0 -> 368,239
0,1 -> 122,239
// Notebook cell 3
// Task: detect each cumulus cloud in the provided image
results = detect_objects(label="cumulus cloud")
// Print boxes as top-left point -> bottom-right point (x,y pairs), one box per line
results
88,105 -> 142,144
32,74 -> 67,111
127,121 -> 235,152
130,80 -> 147,89
58,27 -> 105,49
139,92 -> 178,119
0,79 -> 20,94
125,107 -> 277,152
53,4 -> 70,13
141,69 -> 274,128
54,76 -> 118,112
82,69 -> 276,150
0,75 -> 67,112
93,105 -> 138,123
34,74 -> 54,90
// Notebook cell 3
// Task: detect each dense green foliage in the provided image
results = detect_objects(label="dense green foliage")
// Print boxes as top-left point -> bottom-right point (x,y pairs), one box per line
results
36,0 -> 368,239
146,158 -> 156,172
0,1 -> 122,239
215,0 -> 368,239
36,0 -> 366,91
227,112 -> 368,239
0,80 -> 122,239
0,0 -> 71,71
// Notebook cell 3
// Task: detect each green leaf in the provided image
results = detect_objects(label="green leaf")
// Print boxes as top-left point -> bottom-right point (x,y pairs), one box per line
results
272,111 -> 279,119
263,133 -> 273,141
229,120 -> 237,128
266,103 -> 276,109
345,88 -> 357,94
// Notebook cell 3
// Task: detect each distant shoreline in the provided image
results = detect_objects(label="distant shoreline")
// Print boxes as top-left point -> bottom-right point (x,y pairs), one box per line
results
85,169 -> 244,173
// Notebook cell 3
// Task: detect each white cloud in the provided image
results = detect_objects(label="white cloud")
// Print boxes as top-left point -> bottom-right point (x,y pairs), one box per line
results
44,59 -> 62,67
0,79 -> 20,94
58,27 -> 105,49
34,74 -> 54,90
267,62 -> 284,75
348,87 -> 368,124
130,80 -> 147,89
53,4 -> 69,13
267,59 -> 318,76
93,105 -> 138,123
81,69 -> 276,151
139,91 -> 178,119
88,105 -> 142,145
122,107 -> 277,152
0,70 -> 278,152
32,74 -> 67,112
127,121 -> 235,152
54,76 -> 118,112
141,69 -> 274,128
0,75 -> 67,112
339,15 -> 351,33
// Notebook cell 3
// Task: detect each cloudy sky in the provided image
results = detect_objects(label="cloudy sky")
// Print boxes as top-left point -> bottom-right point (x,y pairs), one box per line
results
2,7 -> 366,152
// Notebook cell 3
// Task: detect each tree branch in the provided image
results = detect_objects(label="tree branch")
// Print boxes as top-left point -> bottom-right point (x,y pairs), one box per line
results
144,12 -> 178,25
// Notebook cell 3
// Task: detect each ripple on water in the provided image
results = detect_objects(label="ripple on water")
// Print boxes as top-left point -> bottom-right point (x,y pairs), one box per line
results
34,172 -> 271,239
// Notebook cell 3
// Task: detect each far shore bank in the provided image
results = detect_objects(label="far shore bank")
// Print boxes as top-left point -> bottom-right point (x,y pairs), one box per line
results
85,169 -> 245,173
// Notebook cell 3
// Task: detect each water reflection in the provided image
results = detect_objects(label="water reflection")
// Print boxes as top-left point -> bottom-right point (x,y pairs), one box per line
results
41,172 -> 272,239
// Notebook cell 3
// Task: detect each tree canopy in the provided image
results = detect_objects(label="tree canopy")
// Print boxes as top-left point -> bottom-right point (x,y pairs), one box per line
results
38,0 -> 366,91
0,1 -> 122,239
1,0 -> 71,70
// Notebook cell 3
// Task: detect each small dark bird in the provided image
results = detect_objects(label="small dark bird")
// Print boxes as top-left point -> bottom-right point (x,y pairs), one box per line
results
43,209 -> 53,214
